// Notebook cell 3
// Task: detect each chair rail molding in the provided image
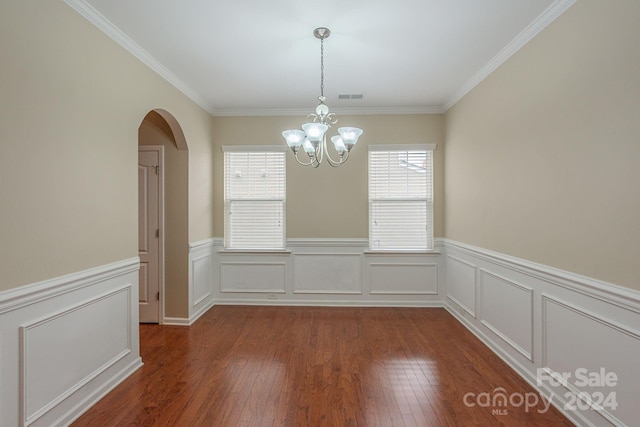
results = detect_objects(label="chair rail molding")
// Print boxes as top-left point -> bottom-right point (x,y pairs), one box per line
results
0,258 -> 142,427
441,238 -> 640,427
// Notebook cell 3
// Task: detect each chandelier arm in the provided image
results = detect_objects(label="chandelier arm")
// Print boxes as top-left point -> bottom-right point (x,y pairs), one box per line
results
310,152 -> 320,168
316,140 -> 325,164
293,151 -> 317,167
325,146 -> 348,167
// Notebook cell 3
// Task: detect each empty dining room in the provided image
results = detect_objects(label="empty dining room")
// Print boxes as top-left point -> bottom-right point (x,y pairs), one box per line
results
1,0 -> 639,426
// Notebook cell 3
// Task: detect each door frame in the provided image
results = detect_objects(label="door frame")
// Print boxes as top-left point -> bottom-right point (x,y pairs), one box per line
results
138,145 -> 165,324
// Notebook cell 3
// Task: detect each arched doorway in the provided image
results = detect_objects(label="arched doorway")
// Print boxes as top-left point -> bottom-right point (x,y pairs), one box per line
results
138,109 -> 189,323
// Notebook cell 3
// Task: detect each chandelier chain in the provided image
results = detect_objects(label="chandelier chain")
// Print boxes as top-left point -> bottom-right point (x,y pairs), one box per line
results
320,37 -> 324,98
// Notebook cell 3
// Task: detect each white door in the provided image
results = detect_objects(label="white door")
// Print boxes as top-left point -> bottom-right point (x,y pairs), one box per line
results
138,146 -> 163,323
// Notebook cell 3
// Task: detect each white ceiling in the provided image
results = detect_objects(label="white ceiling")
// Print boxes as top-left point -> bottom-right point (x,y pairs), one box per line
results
67,0 -> 574,115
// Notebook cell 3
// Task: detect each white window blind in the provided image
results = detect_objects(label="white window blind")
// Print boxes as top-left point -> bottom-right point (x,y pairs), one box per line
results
223,147 -> 286,250
368,145 -> 435,250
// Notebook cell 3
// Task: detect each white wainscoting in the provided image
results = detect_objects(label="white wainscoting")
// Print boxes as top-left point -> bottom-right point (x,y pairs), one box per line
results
185,238 -> 216,326
222,261 -> 288,293
369,262 -> 438,295
445,254 -> 477,317
294,253 -> 362,294
0,258 -> 141,427
190,238 -> 445,307
185,237 -> 640,425
442,239 -> 640,427
479,269 -> 533,361
363,251 -> 441,302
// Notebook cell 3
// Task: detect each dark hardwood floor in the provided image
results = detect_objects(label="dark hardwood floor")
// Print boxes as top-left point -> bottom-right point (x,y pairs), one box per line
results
72,306 -> 573,426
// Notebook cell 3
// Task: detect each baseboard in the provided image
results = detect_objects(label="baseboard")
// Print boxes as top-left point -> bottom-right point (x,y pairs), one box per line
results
162,317 -> 190,326
443,304 -> 589,427
213,299 -> 445,308
0,258 -> 141,427
189,297 -> 216,324
57,357 -> 142,427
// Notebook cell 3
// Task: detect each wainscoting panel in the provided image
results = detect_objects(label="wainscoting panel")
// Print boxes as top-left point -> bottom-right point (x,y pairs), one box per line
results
442,239 -> 640,427
221,262 -> 287,293
0,258 -> 141,427
20,287 -> 131,426
186,239 -> 216,326
207,239 -> 444,306
369,263 -> 438,295
293,254 -> 362,294
192,255 -> 212,306
479,269 -> 533,361
542,295 -> 640,426
445,254 -> 477,317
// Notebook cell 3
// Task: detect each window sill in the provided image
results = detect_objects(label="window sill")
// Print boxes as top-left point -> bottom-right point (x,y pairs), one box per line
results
218,248 -> 292,255
364,249 -> 440,255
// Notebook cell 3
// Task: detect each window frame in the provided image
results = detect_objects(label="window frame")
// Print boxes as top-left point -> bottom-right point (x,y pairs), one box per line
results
367,143 -> 436,252
222,145 -> 287,251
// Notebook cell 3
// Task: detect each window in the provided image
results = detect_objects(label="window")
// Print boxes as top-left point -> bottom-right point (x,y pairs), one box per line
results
223,146 -> 286,250
368,144 -> 435,250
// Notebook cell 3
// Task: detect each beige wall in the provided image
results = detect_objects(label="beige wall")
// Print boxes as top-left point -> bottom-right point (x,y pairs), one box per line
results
445,0 -> 640,290
139,113 -> 189,318
0,0 -> 214,292
6,0 -> 635,297
212,114 -> 445,239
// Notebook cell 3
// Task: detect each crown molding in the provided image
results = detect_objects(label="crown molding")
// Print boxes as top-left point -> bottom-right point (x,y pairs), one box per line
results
65,0 -> 574,118
64,0 -> 217,116
443,0 -> 577,112
214,105 -> 445,117
65,0 -> 442,118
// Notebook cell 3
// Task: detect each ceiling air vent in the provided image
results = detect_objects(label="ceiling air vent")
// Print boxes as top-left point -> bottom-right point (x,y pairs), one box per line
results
338,94 -> 363,100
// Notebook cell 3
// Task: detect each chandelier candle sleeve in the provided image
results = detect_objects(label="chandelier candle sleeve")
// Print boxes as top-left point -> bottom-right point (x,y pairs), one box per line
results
282,27 -> 363,168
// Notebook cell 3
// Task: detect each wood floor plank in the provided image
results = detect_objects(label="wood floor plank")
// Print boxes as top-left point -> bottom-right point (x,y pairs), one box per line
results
72,307 -> 574,426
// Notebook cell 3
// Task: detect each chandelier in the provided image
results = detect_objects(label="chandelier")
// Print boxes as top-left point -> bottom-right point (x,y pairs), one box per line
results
282,27 -> 363,168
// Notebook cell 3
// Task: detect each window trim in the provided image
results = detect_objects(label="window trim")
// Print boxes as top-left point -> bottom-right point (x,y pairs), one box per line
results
222,145 -> 287,153
368,143 -> 436,152
223,146 -> 286,250
368,143 -> 436,252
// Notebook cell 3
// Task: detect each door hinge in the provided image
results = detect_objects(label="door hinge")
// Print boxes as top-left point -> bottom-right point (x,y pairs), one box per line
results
157,291 -> 160,301
156,229 -> 160,238
154,165 -> 159,175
